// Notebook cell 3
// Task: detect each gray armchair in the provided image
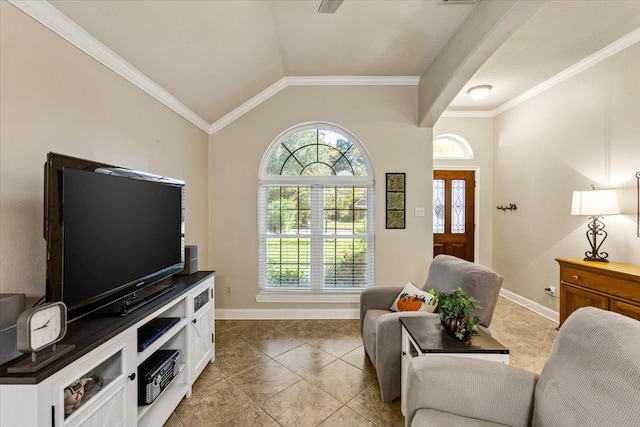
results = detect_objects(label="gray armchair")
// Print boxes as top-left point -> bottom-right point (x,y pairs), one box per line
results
360,254 -> 503,402
405,306 -> 640,427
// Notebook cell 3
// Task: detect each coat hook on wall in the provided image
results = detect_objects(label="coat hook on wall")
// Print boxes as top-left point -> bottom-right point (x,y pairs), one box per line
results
497,203 -> 518,212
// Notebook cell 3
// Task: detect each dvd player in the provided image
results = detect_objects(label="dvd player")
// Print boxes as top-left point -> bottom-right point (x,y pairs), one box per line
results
137,317 -> 180,352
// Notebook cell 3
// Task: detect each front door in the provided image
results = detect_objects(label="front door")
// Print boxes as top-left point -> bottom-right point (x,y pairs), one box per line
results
433,170 -> 475,261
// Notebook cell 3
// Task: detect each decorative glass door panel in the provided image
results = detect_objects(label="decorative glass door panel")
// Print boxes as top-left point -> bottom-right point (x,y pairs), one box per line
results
451,179 -> 466,233
433,179 -> 445,233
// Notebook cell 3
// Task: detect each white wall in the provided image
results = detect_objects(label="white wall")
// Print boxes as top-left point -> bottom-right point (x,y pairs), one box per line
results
209,85 -> 433,313
492,41 -> 640,311
0,3 -> 210,305
433,117 -> 494,267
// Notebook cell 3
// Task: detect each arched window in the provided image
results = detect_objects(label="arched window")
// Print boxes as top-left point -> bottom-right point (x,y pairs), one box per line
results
433,134 -> 474,159
258,123 -> 375,296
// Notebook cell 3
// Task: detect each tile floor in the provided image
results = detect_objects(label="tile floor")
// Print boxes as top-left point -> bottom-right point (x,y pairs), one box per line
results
164,297 -> 558,427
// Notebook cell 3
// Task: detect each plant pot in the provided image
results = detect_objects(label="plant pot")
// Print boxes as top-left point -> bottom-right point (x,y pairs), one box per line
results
440,314 -> 472,341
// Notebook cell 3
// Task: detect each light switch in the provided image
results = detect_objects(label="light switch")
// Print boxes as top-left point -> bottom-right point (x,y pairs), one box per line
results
415,207 -> 425,217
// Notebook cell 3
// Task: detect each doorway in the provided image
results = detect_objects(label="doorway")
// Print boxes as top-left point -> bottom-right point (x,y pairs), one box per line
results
433,170 -> 475,261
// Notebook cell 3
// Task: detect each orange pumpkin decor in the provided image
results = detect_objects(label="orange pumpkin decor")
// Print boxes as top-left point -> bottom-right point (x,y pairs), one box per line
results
396,292 -> 426,311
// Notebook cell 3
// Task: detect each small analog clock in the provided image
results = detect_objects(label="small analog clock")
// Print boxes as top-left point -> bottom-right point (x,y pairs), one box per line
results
16,301 -> 68,353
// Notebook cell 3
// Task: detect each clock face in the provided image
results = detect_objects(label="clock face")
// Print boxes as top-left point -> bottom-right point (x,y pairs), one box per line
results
16,302 -> 68,353
29,305 -> 63,350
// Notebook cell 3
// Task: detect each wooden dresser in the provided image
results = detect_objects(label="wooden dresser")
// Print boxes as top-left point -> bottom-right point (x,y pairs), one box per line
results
556,258 -> 640,327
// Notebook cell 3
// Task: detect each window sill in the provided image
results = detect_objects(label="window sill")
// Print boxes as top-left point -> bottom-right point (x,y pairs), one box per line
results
255,291 -> 361,303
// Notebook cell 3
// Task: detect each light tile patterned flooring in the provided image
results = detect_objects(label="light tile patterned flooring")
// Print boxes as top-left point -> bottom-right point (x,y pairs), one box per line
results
164,297 -> 558,427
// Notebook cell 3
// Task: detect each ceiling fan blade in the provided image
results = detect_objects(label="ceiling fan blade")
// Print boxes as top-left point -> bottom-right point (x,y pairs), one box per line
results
318,0 -> 344,14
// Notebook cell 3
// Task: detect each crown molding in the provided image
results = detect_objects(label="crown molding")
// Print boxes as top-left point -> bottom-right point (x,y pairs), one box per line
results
492,27 -> 640,116
10,0 -> 418,136
209,76 -> 419,134
9,0 -> 211,133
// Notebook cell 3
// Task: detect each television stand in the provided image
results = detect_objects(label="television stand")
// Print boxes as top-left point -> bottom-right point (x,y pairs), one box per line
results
119,284 -> 176,315
0,271 -> 215,427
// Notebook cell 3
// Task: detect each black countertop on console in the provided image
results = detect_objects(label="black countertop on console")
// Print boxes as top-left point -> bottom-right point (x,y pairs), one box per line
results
0,271 -> 215,384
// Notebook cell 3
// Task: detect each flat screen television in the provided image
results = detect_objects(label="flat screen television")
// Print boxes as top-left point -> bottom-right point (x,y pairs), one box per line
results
44,153 -> 185,321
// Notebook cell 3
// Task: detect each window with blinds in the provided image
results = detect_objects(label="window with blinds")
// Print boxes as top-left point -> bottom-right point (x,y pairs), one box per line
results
258,124 -> 374,293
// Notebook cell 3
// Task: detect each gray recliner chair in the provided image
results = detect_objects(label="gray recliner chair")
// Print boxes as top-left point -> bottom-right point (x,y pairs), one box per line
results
405,306 -> 640,427
360,254 -> 503,402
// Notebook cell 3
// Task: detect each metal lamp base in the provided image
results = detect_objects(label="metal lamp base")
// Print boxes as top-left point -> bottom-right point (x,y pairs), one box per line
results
583,216 -> 610,263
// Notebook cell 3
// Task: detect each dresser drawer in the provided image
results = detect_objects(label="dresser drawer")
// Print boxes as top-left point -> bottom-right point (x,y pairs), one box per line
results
560,266 -> 640,305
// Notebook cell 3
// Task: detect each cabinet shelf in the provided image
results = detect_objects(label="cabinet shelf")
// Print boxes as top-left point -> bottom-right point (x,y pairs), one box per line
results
137,319 -> 188,363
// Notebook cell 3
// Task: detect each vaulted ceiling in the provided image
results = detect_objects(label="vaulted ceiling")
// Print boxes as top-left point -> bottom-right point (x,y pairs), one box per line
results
18,1 -> 640,132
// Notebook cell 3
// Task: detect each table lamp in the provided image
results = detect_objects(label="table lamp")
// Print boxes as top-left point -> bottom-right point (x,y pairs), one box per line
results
571,188 -> 620,262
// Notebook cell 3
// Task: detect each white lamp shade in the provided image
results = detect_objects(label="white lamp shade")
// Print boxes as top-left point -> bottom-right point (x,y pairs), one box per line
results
571,189 -> 620,216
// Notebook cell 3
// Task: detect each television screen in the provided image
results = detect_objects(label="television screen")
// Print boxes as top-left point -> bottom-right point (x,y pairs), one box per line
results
45,153 -> 185,320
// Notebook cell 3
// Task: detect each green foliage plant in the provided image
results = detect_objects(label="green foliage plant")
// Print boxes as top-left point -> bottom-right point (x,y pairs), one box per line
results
428,288 -> 481,340
268,268 -> 305,286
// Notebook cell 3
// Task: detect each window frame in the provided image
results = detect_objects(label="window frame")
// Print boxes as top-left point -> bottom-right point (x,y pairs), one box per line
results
257,122 -> 375,302
433,133 -> 474,159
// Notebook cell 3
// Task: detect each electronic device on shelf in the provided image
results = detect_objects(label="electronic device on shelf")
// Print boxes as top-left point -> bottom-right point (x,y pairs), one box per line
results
138,349 -> 180,405
43,152 -> 186,321
137,318 -> 181,352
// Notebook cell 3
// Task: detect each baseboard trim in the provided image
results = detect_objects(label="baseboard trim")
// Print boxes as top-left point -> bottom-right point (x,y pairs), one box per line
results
216,290 -> 559,322
499,288 -> 559,324
216,308 -> 359,320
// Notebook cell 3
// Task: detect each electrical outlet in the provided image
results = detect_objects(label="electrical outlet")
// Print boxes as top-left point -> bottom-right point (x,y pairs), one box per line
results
544,286 -> 556,296
415,207 -> 425,217
226,287 -> 232,295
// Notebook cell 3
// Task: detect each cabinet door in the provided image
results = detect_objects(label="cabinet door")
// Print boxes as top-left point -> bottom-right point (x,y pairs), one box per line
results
610,299 -> 640,322
51,334 -> 136,427
560,282 -> 608,326
190,303 -> 213,381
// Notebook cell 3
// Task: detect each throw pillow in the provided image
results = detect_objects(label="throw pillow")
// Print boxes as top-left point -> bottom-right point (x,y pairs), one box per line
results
390,282 -> 436,312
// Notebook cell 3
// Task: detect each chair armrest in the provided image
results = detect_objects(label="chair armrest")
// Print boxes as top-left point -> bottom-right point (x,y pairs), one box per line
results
359,285 -> 404,334
405,357 -> 537,427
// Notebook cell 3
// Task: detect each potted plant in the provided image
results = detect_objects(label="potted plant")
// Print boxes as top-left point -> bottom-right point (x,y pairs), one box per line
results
429,288 -> 480,340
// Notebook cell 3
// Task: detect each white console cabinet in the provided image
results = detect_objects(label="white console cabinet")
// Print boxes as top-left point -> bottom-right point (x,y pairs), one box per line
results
0,272 -> 215,427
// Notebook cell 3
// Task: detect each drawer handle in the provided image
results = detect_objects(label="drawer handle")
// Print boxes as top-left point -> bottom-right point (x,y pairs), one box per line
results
571,275 -> 579,280
129,373 -> 136,381
192,319 -> 197,324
